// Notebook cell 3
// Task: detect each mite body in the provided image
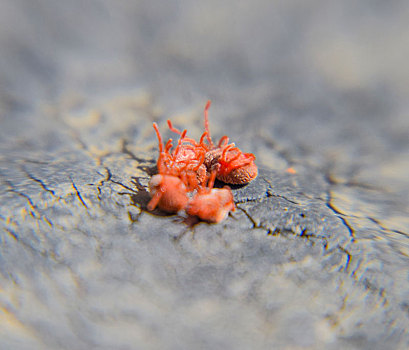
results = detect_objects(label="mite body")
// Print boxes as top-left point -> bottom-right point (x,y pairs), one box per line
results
186,172 -> 235,223
200,101 -> 258,185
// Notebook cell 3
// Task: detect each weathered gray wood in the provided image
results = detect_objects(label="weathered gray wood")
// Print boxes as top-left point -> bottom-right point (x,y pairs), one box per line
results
1,1 -> 408,349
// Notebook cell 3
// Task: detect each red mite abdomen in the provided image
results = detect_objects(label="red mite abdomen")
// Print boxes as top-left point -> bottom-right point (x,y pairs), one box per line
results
216,163 -> 258,185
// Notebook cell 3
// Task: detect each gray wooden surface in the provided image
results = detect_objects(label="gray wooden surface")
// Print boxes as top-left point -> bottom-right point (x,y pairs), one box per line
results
1,1 -> 408,349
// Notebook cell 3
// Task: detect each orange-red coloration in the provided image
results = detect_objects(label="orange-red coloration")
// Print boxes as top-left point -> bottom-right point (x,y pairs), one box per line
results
152,122 -> 207,190
147,100 -> 256,223
216,144 -> 258,184
186,172 -> 235,223
147,174 -> 189,213
201,101 -> 258,185
165,120 -> 208,190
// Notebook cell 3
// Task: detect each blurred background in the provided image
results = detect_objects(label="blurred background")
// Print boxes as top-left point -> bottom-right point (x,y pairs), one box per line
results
1,0 -> 409,108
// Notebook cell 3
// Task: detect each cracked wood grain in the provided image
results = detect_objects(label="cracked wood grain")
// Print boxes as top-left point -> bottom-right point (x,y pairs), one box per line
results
1,3 -> 409,346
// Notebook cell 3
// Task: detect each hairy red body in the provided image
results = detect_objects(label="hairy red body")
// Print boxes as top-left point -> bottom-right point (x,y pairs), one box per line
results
200,101 -> 258,185
146,100 -> 256,223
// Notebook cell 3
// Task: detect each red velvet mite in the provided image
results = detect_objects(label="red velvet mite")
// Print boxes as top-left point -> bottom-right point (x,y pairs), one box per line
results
146,100 -> 256,223
201,100 -> 258,185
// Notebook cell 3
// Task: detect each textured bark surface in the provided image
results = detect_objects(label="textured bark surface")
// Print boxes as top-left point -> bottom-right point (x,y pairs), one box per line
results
1,1 -> 409,349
